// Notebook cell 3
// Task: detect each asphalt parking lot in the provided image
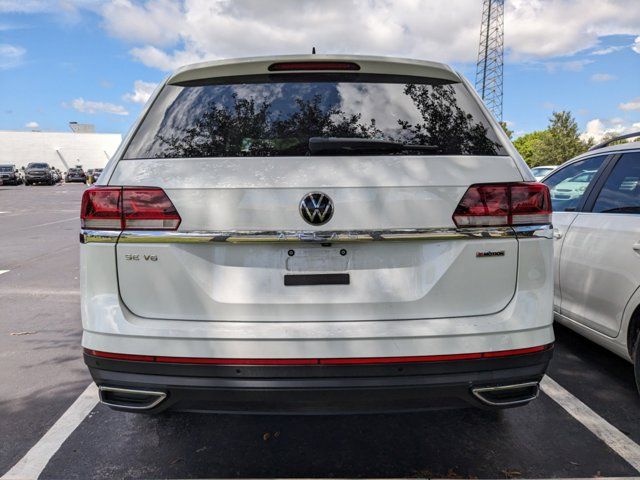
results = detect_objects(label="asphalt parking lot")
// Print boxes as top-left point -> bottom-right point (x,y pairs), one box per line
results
1,184 -> 640,479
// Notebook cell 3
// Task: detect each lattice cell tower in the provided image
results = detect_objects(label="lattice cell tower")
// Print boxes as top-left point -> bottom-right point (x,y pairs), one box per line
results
475,0 -> 504,121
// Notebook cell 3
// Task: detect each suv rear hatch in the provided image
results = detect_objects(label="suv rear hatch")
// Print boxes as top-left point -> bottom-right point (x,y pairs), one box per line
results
102,57 -> 525,322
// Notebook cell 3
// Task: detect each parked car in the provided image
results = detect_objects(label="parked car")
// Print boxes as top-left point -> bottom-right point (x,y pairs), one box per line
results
531,165 -> 557,181
549,170 -> 598,204
543,132 -> 640,392
0,164 -> 22,185
50,168 -> 61,183
24,162 -> 54,185
90,168 -> 103,183
86,168 -> 103,184
81,55 -> 554,414
65,167 -> 86,183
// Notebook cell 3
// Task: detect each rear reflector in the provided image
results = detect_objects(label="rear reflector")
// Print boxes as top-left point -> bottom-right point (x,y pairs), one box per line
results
81,186 -> 181,231
268,61 -> 360,72
453,182 -> 551,228
84,344 -> 551,365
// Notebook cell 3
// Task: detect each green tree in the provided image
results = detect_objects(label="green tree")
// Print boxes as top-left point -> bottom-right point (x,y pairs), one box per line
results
513,130 -> 549,166
499,121 -> 513,139
513,111 -> 591,167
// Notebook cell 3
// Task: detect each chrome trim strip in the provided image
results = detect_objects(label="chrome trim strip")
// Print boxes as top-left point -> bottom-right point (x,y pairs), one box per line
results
471,381 -> 540,407
117,227 -> 514,244
512,224 -> 554,239
80,230 -> 121,244
98,386 -> 166,411
81,224 -> 552,244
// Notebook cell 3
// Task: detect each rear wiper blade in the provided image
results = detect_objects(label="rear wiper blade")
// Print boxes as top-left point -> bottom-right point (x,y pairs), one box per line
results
309,137 -> 438,155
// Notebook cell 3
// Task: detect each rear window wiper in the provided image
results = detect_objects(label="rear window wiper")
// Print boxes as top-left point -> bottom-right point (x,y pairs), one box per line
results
309,137 -> 439,155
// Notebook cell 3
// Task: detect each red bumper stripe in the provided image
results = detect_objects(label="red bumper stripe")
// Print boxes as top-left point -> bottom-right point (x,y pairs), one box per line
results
84,344 -> 551,366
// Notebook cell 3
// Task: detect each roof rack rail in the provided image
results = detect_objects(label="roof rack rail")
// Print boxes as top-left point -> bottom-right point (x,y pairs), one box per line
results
589,131 -> 640,151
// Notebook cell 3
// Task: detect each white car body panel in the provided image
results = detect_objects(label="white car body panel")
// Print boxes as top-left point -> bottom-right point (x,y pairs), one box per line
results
559,212 -> 640,338
82,238 -> 553,358
549,144 -> 640,364
81,55 -> 554,391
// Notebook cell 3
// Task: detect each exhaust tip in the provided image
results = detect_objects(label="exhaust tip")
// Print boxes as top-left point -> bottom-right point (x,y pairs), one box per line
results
99,386 -> 166,411
471,381 -> 539,407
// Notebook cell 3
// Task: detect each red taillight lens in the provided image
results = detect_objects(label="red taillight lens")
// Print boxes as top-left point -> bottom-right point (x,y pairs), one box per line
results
268,61 -> 360,71
122,188 -> 181,230
510,183 -> 552,225
453,182 -> 551,228
81,186 -> 181,231
80,187 -> 122,229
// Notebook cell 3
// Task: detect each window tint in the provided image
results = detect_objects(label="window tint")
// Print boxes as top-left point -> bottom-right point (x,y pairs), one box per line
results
543,155 -> 606,212
124,74 -> 506,159
28,163 -> 49,169
593,152 -> 640,214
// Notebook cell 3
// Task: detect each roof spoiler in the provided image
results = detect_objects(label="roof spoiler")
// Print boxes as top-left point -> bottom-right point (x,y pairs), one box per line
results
589,131 -> 640,151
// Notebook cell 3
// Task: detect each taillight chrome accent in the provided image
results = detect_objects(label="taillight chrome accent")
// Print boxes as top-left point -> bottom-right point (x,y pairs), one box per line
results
453,182 -> 551,228
80,186 -> 181,231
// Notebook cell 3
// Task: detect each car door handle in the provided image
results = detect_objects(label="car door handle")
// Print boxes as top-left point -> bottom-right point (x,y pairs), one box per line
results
553,229 -> 563,240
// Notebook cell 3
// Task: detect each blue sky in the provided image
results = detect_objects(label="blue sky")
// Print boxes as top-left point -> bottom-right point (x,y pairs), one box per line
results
1,0 -> 639,141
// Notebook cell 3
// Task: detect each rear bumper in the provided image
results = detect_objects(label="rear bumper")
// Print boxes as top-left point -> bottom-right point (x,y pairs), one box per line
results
84,346 -> 552,414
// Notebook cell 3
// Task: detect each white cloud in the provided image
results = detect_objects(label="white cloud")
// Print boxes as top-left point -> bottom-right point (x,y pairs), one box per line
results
591,45 -> 627,55
590,73 -> 616,82
544,59 -> 593,73
619,98 -> 640,111
68,97 -> 129,115
95,0 -> 640,71
581,118 -> 640,143
0,43 -> 25,69
633,36 -> 640,54
123,80 -> 158,104
24,121 -> 39,129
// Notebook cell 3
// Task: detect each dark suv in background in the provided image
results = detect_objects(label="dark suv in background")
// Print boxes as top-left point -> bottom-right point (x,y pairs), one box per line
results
0,164 -> 22,185
24,163 -> 54,185
65,167 -> 87,183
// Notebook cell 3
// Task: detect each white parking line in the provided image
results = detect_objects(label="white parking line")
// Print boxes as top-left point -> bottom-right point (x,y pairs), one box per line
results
0,270 -> 9,276
1,383 -> 98,480
20,217 -> 77,230
541,375 -> 640,473
3,375 -> 640,479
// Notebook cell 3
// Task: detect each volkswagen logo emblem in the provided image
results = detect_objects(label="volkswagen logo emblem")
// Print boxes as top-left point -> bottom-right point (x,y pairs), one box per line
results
299,192 -> 334,226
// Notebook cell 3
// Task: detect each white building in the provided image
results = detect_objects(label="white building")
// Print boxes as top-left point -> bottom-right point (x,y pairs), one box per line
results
0,128 -> 122,171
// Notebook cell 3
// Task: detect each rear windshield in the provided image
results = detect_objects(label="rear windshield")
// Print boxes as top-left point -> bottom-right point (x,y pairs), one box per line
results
124,74 -> 506,159
28,163 -> 48,169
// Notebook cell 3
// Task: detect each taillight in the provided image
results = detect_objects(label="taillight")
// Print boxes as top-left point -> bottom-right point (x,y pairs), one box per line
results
81,186 -> 181,231
452,182 -> 551,228
122,188 -> 181,229
80,187 -> 122,229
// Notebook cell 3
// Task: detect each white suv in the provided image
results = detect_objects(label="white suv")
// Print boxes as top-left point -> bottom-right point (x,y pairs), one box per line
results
543,136 -> 640,392
80,55 -> 554,414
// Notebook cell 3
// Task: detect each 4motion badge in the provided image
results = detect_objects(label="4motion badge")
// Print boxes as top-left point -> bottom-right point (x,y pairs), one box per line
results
476,251 -> 505,258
